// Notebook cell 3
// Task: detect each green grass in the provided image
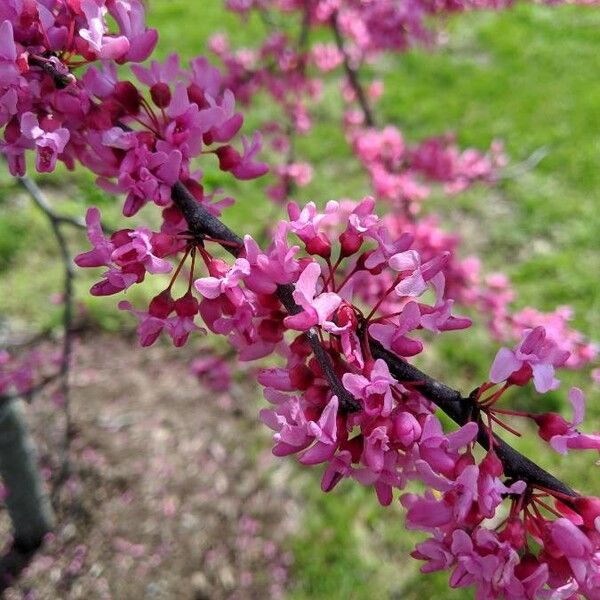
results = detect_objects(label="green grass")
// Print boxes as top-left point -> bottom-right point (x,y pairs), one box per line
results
1,2 -> 599,598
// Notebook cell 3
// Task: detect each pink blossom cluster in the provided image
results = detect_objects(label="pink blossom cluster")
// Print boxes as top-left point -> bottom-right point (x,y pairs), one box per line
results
77,189 -> 600,596
0,2 -> 268,214
0,0 -> 156,175
402,332 -> 600,597
350,125 -> 506,214
3,1 -> 599,597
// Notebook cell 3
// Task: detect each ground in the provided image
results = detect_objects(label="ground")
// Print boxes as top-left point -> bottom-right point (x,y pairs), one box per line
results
2,335 -> 297,599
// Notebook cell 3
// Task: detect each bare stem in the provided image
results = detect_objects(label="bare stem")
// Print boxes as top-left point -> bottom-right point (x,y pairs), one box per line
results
14,175 -> 75,498
330,11 -> 375,128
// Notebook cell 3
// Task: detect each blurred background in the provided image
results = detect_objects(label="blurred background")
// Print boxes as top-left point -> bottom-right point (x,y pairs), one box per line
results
0,1 -> 599,598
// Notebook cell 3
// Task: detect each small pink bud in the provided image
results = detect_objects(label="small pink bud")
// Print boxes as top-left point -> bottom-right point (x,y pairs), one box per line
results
499,517 -> 526,549
574,496 -> 600,528
150,82 -> 171,108
508,363 -> 533,386
305,234 -> 331,259
149,290 -> 174,318
339,229 -> 362,257
334,302 -> 357,329
533,412 -> 570,442
480,451 -> 503,477
207,259 -> 229,278
150,232 -> 175,257
392,412 -> 421,448
174,293 -> 199,317
215,145 -> 241,171
187,84 -> 210,109
113,81 -> 142,115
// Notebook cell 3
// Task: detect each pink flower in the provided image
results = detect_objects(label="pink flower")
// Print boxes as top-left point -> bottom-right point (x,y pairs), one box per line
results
233,132 -> 269,179
284,262 -> 342,331
543,387 -> 600,455
20,112 -> 69,173
369,301 -> 423,357
194,258 -> 250,303
342,359 -> 397,417
74,207 -> 113,268
489,326 -> 570,393
389,249 -> 449,298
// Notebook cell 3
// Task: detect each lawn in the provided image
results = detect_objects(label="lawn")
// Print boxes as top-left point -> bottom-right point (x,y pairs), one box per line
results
1,2 -> 599,598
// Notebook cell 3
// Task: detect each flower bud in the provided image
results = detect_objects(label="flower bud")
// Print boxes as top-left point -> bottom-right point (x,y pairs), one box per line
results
533,412 -> 570,442
574,496 -> 600,529
499,517 -> 526,550
113,81 -> 142,115
215,145 -> 241,171
392,412 -> 421,448
150,82 -> 171,108
149,290 -> 175,318
174,292 -> 199,317
150,232 -> 176,257
339,229 -> 362,257
305,234 -> 331,259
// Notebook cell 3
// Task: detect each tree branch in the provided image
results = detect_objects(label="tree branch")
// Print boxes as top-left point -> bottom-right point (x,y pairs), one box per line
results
330,11 -> 375,128
14,175 -> 76,497
171,181 -> 579,499
23,53 -> 581,498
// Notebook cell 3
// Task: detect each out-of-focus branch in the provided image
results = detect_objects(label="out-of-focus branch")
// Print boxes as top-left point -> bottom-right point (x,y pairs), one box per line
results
13,175 -> 76,496
330,11 -> 375,128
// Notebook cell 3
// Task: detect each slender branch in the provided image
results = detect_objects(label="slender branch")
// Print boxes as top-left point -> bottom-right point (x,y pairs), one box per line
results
14,175 -> 76,495
330,11 -> 375,128
172,182 -> 360,412
171,181 -> 579,499
14,175 -> 86,230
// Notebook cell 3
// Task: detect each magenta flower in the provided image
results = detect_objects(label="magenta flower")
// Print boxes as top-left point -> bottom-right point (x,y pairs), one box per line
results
489,326 -> 570,393
342,358 -> 397,417
194,258 -> 250,303
79,1 -> 130,60
369,301 -> 423,357
20,112 -> 70,173
260,395 -> 338,463
230,132 -> 269,180
284,262 -> 342,331
388,249 -> 449,298
74,208 -> 113,268
545,388 -> 600,455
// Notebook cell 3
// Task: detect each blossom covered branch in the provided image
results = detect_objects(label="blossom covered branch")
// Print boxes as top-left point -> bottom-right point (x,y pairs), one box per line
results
1,1 -> 600,597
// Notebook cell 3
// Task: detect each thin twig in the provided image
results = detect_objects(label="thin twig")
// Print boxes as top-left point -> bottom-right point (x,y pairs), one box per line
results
495,146 -> 550,181
13,175 -> 76,497
330,11 -> 375,128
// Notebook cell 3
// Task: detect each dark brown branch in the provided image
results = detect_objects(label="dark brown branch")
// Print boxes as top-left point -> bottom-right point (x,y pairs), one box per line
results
330,12 -> 375,128
172,182 -> 360,412
171,181 -> 579,499
369,341 -> 577,498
